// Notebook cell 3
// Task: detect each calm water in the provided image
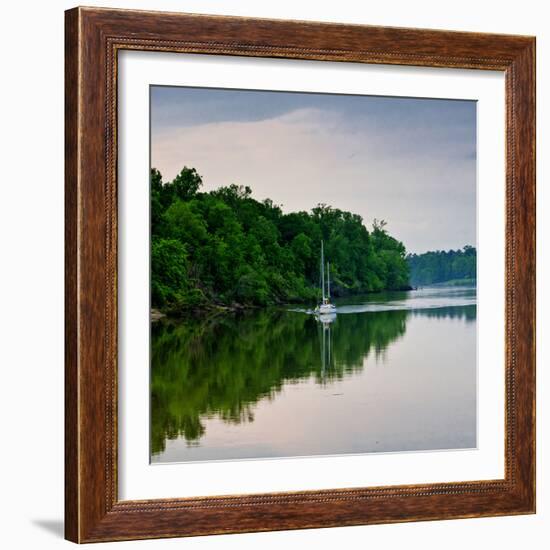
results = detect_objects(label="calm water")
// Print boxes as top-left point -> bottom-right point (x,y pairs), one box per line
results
151,287 -> 477,463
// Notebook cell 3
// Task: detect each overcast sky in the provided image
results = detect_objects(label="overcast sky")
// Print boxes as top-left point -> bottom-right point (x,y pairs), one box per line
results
151,86 -> 476,254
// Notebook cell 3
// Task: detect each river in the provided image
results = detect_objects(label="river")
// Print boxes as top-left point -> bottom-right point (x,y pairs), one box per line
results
151,286 -> 477,463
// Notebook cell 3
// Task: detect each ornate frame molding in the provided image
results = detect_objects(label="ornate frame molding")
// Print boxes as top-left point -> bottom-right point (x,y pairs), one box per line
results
65,7 -> 535,543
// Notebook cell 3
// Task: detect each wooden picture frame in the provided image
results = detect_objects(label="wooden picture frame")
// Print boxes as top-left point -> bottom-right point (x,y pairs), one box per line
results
65,6 -> 536,543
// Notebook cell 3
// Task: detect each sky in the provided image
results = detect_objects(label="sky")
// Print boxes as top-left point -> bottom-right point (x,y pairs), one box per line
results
150,86 -> 476,254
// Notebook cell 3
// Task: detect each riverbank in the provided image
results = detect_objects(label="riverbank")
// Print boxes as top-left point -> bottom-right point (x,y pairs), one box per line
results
151,301 -> 258,322
430,278 -> 476,287
151,285 -> 415,322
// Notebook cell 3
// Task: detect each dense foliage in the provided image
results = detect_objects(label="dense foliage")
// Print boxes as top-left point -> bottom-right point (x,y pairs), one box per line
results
407,246 -> 476,286
151,167 -> 410,312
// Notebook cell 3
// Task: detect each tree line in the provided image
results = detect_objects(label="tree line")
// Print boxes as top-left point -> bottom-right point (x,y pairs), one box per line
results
151,167 -> 411,313
406,246 -> 476,286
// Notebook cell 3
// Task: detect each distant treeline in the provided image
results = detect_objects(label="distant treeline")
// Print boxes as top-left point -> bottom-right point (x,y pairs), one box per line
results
407,246 -> 476,286
151,167 -> 410,313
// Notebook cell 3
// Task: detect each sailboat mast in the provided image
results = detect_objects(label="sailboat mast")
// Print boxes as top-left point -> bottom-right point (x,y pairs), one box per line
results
321,240 -> 325,301
327,261 -> 331,299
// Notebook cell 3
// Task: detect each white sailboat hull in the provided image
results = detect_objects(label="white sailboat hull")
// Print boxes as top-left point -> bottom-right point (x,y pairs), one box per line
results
315,303 -> 337,314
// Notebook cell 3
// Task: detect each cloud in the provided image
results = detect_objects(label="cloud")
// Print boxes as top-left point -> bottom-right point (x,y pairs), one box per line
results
151,106 -> 476,254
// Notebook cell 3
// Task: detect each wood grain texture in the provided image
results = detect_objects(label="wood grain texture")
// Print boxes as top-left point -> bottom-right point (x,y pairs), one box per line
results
64,7 -> 79,543
64,6 -> 536,543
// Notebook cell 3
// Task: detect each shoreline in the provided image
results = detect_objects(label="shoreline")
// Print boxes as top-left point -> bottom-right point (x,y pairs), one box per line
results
151,285 -> 420,322
151,282 -> 477,323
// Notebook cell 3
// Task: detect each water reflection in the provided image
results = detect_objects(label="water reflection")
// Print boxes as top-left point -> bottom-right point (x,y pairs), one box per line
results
318,319 -> 333,380
151,291 -> 476,460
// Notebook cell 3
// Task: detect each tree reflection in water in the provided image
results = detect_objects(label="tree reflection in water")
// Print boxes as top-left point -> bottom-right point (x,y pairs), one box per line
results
151,304 -> 475,456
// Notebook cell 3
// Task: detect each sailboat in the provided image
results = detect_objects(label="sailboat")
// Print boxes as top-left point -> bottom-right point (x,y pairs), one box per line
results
314,241 -> 337,316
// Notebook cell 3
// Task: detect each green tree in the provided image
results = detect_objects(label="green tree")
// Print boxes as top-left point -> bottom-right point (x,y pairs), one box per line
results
172,167 -> 203,201
151,238 -> 189,306
407,246 -> 477,286
150,166 -> 412,312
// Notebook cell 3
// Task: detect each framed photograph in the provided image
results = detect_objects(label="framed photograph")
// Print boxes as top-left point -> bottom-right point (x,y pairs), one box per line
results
65,7 -> 536,543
